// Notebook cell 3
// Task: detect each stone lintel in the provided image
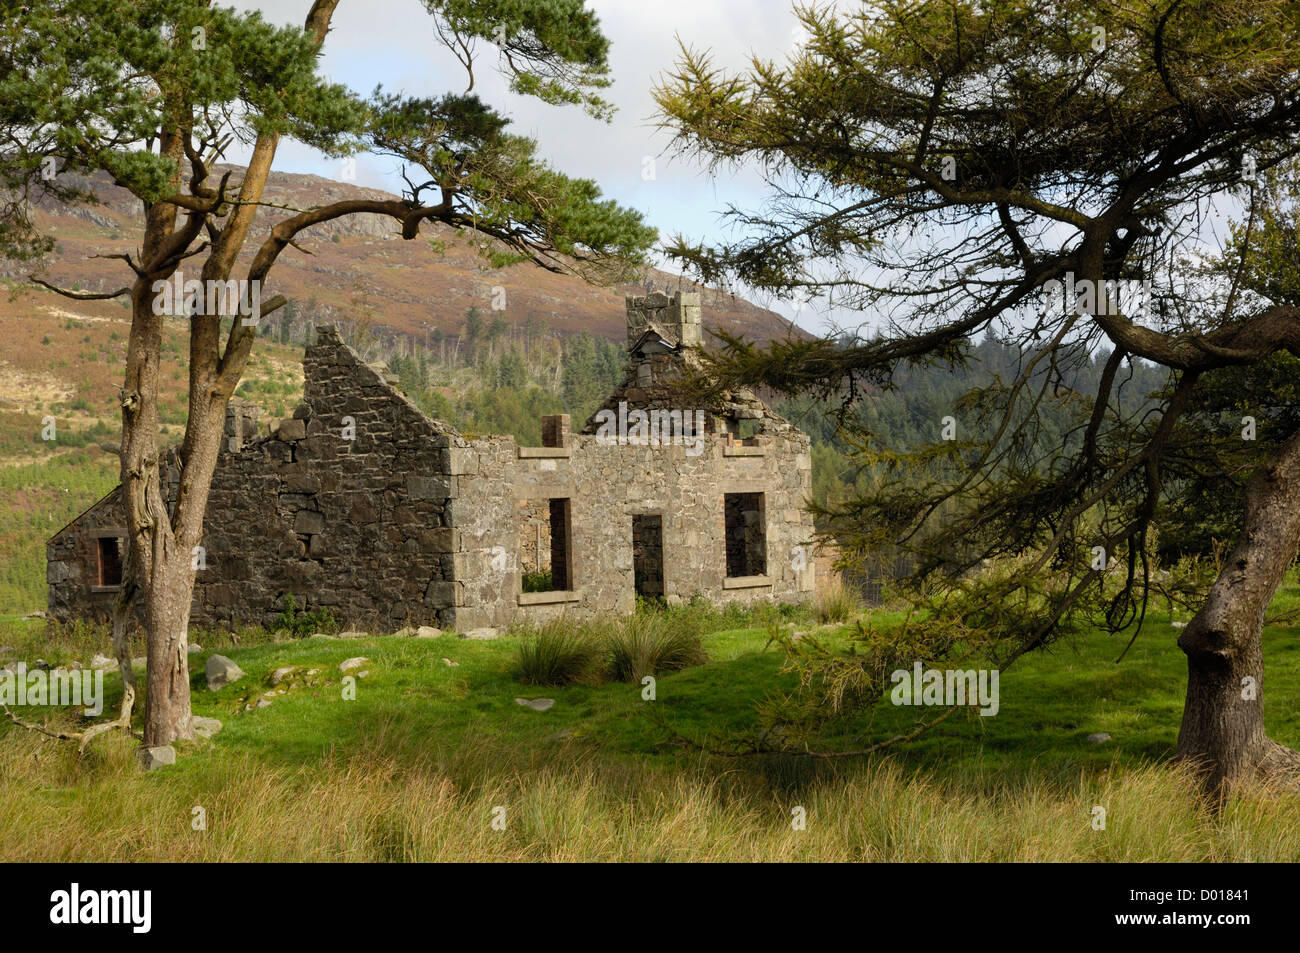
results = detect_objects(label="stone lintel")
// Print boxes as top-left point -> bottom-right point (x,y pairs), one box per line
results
517,590 -> 583,606
518,446 -> 572,459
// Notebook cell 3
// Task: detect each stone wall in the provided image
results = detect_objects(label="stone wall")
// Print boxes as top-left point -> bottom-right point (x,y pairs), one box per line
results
192,326 -> 459,630
46,486 -> 128,622
449,426 -> 815,628
515,498 -> 553,575
49,327 -> 461,631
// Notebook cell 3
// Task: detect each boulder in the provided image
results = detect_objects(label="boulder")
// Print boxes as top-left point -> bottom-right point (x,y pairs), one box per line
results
192,716 -> 223,739
462,627 -> 499,641
415,626 -> 442,639
1087,732 -> 1112,744
338,630 -> 368,640
138,746 -> 176,771
339,657 -> 370,674
206,654 -> 245,690
270,665 -> 298,686
90,654 -> 115,671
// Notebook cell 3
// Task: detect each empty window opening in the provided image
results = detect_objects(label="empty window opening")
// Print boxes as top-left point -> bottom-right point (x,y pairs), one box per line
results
632,514 -> 664,602
518,498 -> 573,592
517,499 -> 551,591
724,493 -> 766,577
97,536 -> 124,588
549,499 -> 573,591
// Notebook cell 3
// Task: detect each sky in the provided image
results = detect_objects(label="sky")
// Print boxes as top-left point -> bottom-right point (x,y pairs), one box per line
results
230,0 -> 835,332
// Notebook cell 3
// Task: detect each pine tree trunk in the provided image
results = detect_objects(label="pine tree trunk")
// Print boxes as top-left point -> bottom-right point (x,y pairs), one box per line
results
120,284 -> 187,746
120,281 -> 238,747
1176,427 -> 1300,794
141,552 -> 196,745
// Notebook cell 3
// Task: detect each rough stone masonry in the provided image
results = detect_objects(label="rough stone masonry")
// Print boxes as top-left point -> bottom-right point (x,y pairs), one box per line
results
47,292 -> 816,632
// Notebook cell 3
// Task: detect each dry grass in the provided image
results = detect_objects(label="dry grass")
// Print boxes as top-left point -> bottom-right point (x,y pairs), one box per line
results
4,727 -> 1299,861
813,576 -> 865,624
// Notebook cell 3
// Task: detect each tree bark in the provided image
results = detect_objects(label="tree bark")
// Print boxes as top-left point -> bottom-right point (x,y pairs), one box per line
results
1176,426 -> 1300,795
120,280 -> 194,746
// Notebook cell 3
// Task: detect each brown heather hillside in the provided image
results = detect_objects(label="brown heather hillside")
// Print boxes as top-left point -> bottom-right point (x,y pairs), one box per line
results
2,166 -> 801,346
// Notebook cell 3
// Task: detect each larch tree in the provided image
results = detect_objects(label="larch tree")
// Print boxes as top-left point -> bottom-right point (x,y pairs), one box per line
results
0,0 -> 655,747
655,0 -> 1300,794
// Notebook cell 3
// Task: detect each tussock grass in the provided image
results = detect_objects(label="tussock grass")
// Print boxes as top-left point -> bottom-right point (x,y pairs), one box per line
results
512,607 -> 719,686
605,614 -> 708,683
514,619 -> 604,686
3,727 -> 1298,861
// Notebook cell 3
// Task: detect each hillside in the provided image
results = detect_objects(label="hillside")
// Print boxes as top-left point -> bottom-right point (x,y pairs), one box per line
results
2,166 -> 800,345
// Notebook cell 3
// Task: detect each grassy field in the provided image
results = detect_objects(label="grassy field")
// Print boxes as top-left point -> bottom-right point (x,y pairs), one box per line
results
2,590 -> 1299,862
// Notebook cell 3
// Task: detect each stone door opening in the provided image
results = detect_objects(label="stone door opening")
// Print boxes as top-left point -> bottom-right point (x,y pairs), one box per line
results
632,514 -> 664,601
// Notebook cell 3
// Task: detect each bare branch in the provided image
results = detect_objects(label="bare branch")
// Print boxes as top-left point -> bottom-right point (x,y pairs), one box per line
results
28,277 -> 130,300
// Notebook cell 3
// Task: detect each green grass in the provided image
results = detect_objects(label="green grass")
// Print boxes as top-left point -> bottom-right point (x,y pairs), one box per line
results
2,594 -> 1300,860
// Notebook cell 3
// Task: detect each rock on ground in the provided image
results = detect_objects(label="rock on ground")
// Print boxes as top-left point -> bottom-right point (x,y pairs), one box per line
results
138,746 -> 176,770
515,697 -> 555,712
206,654 -> 245,690
270,665 -> 298,685
339,657 -> 370,674
463,627 -> 499,641
415,626 -> 442,638
1087,732 -> 1112,744
192,716 -> 223,739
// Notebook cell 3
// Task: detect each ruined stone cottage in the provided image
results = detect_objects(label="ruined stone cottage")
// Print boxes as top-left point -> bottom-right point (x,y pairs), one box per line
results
47,292 -> 816,632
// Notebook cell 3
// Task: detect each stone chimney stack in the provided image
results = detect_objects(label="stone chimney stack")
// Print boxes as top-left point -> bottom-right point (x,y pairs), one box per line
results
541,414 -> 571,448
625,290 -> 703,353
